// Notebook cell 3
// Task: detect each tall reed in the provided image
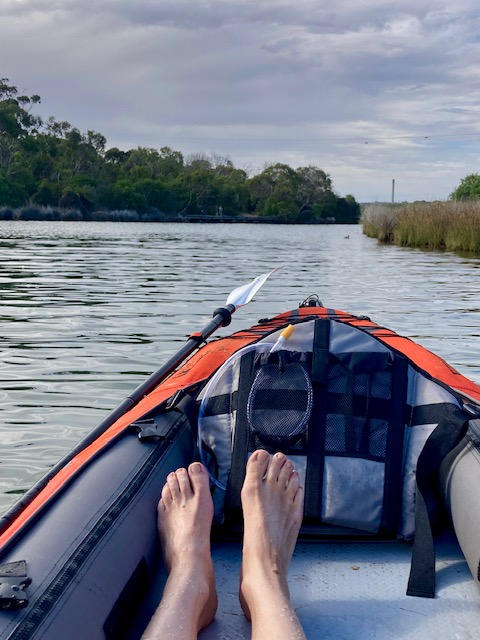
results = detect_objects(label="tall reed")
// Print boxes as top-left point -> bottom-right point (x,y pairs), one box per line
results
361,201 -> 480,254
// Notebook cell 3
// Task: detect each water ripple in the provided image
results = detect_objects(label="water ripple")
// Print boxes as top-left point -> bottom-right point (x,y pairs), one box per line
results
0,221 -> 479,512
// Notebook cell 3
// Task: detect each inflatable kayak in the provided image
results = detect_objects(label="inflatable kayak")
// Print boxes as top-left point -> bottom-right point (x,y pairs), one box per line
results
0,283 -> 479,639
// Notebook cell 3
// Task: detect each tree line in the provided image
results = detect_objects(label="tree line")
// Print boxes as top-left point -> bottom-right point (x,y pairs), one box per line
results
0,78 -> 360,223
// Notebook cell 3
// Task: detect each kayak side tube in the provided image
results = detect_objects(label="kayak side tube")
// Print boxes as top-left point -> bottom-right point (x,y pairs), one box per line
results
440,418 -> 480,590
0,410 -> 194,640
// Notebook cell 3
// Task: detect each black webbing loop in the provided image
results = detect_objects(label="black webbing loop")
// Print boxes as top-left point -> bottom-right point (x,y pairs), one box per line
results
225,350 -> 256,520
407,404 -> 469,598
304,319 -> 330,519
380,355 -> 408,536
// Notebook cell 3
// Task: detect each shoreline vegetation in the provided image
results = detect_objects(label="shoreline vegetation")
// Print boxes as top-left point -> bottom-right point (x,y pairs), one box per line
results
0,78 -> 359,224
362,201 -> 480,255
0,205 -> 343,224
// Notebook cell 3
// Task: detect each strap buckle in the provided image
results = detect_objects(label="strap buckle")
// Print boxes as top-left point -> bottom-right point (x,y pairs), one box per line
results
0,561 -> 31,610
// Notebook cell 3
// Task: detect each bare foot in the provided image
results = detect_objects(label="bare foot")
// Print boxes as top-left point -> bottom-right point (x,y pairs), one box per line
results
239,450 -> 304,621
157,462 -> 217,631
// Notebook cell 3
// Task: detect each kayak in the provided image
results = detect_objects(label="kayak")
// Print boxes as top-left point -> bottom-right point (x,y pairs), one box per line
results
0,296 -> 479,640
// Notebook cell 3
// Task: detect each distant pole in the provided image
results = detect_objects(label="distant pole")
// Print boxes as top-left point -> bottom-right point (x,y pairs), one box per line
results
391,179 -> 395,204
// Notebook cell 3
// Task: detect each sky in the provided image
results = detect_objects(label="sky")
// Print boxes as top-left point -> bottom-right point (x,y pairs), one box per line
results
1,0 -> 480,202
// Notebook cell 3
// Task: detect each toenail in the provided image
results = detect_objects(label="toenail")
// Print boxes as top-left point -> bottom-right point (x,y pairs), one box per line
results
275,452 -> 284,459
191,462 -> 202,474
168,472 -> 175,479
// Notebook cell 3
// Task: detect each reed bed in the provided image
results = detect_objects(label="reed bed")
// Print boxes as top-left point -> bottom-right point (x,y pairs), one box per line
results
362,201 -> 480,254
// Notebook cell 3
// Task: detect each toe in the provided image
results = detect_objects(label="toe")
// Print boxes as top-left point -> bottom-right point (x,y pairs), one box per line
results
267,451 -> 287,483
167,471 -> 181,501
242,450 -> 270,496
246,449 -> 270,480
176,467 -> 193,498
293,485 -> 304,510
287,470 -> 300,499
278,459 -> 294,488
188,462 -> 210,495
161,483 -> 173,507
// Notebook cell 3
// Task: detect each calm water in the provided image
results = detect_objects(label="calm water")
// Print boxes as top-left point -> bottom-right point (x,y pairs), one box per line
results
1,221 -> 479,514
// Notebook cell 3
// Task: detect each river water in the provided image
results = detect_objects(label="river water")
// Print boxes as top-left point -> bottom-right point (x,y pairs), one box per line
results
0,221 -> 479,514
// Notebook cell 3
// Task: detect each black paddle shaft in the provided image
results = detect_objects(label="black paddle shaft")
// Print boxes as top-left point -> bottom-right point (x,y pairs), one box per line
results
95,303 -> 236,432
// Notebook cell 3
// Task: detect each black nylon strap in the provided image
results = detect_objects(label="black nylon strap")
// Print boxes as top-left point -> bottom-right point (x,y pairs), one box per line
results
407,404 -> 469,598
241,388 -> 310,410
381,355 -> 408,536
304,319 -> 330,519
344,372 -> 355,453
409,403 -> 462,426
203,391 -> 392,420
225,350 -> 256,519
201,393 -> 457,429
359,374 -> 373,457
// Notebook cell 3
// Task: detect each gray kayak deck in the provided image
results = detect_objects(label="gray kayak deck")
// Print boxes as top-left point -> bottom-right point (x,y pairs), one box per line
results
200,537 -> 479,640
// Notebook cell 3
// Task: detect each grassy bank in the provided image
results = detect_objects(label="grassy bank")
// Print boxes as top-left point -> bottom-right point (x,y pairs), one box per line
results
362,201 -> 480,254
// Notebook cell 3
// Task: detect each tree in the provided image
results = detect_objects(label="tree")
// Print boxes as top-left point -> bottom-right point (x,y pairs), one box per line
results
135,178 -> 177,213
216,168 -> 248,215
0,78 -> 42,202
450,174 -> 480,200
335,195 -> 360,223
158,146 -> 184,178
0,78 -> 41,143
295,166 -> 332,208
312,191 -> 338,221
103,180 -> 148,212
105,147 -> 129,165
32,179 -> 61,206
247,163 -> 299,218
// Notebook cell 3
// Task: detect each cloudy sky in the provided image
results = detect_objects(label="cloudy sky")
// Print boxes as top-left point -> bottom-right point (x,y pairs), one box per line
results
1,0 -> 480,201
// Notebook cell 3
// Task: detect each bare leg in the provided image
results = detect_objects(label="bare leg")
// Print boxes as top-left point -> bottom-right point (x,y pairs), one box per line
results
141,462 -> 217,640
240,450 -> 306,640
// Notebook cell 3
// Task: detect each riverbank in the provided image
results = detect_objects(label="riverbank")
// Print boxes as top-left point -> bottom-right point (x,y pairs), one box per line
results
0,205 -> 341,224
362,201 -> 480,254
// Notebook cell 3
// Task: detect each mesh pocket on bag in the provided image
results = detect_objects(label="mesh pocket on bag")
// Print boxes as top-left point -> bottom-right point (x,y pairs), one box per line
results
325,359 -> 392,460
247,361 -> 313,445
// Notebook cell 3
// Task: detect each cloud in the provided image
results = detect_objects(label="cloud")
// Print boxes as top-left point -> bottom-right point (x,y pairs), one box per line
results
1,0 -> 480,200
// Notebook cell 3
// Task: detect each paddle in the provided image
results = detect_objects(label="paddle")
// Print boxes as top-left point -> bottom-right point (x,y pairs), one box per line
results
0,269 -> 281,537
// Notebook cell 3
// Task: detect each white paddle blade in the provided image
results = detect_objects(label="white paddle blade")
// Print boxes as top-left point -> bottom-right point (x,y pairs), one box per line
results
225,267 -> 282,309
